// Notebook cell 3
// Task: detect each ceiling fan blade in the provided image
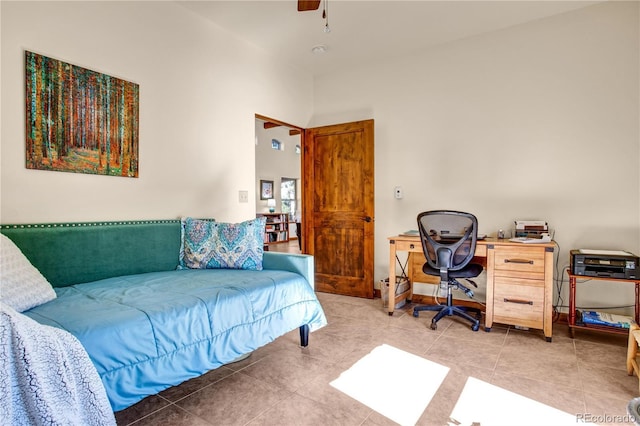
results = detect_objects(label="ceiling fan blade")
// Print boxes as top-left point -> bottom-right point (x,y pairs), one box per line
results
298,0 -> 321,12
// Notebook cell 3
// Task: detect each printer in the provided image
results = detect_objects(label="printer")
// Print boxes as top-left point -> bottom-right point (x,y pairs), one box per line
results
570,249 -> 639,279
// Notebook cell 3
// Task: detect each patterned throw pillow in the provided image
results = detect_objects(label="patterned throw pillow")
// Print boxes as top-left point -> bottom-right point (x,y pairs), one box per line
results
0,234 -> 57,312
181,217 -> 266,270
179,217 -> 218,268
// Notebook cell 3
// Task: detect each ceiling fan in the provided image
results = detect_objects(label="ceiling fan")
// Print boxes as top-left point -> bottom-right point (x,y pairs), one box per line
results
298,0 -> 330,33
297,1 -> 321,12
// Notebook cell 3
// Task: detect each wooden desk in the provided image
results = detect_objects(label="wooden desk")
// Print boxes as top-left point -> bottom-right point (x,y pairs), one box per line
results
388,235 -> 555,341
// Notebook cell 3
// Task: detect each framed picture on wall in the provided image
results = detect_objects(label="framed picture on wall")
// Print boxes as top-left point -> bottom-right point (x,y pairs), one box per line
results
25,51 -> 139,177
260,180 -> 274,200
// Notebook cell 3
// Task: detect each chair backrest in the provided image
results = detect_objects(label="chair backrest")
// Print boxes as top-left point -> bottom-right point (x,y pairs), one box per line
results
417,210 -> 478,272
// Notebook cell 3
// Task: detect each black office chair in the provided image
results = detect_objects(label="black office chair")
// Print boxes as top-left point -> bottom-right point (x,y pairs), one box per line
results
412,210 -> 483,331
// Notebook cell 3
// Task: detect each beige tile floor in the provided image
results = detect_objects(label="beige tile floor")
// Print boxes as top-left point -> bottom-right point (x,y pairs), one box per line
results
115,291 -> 638,425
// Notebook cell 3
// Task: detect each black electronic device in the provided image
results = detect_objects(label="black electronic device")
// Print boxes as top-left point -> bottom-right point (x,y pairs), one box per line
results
570,249 -> 639,279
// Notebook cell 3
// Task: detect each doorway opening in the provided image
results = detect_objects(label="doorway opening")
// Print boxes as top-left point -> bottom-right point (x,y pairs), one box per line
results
255,115 -> 375,298
255,115 -> 302,254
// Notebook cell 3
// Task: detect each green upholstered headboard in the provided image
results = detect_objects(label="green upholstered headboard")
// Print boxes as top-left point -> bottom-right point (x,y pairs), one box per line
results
1,220 -> 184,287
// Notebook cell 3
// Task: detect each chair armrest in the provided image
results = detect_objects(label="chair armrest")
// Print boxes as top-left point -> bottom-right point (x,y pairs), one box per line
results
262,252 -> 315,290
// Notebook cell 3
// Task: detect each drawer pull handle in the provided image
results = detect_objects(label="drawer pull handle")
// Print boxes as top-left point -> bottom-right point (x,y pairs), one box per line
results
504,298 -> 533,305
409,244 -> 415,249
504,258 -> 534,264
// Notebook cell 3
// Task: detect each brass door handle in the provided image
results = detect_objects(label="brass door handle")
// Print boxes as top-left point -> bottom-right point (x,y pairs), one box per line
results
504,298 -> 533,305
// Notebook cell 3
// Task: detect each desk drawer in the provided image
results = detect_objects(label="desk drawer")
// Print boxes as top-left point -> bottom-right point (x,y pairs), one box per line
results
493,277 -> 544,327
493,246 -> 546,278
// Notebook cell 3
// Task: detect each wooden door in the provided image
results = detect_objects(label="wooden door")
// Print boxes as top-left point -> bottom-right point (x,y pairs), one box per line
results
302,119 -> 374,298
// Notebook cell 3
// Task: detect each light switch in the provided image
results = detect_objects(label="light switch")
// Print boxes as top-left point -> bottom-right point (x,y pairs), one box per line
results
239,190 -> 249,203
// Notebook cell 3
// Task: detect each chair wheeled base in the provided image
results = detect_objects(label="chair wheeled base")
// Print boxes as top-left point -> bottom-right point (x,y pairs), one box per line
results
413,280 -> 482,331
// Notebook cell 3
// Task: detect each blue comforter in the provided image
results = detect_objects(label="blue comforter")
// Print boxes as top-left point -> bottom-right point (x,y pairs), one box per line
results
24,269 -> 327,411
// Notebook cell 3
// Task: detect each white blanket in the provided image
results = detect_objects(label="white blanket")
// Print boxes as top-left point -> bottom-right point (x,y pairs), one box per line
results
0,301 -> 115,426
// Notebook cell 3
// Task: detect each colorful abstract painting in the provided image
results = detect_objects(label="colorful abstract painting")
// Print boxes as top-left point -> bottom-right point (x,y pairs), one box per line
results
25,51 -> 139,177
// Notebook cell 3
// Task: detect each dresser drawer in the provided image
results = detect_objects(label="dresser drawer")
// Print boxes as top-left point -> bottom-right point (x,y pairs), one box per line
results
492,246 -> 546,279
493,277 -> 545,327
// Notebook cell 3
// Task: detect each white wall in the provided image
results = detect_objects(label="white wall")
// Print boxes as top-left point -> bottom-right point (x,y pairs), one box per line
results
311,1 -> 640,314
0,1 -> 313,224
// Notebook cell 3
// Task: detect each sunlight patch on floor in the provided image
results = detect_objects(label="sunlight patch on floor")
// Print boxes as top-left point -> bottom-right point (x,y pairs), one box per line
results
330,344 -> 449,426
448,377 -> 592,425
